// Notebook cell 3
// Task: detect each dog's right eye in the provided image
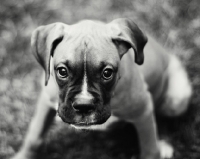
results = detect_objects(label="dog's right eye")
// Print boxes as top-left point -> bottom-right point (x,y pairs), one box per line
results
57,67 -> 68,78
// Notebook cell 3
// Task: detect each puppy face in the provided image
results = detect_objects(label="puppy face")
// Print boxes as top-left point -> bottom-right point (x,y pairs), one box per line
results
32,19 -> 147,128
53,24 -> 121,127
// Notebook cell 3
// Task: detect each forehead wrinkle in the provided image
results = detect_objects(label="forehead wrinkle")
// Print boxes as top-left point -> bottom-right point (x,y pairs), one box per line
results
82,36 -> 93,75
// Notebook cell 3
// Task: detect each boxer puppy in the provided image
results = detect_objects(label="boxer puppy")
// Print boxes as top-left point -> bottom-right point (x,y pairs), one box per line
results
12,18 -> 192,159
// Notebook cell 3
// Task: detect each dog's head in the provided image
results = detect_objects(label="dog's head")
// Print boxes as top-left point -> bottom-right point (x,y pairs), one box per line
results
31,18 -> 147,128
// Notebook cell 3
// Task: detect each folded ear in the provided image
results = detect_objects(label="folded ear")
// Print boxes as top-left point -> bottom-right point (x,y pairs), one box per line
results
108,18 -> 147,65
31,23 -> 68,85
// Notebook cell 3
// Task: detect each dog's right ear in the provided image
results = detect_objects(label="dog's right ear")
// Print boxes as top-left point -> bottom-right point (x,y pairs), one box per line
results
31,23 -> 68,86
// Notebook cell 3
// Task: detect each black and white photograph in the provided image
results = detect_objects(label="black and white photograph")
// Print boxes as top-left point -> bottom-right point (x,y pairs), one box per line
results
0,0 -> 200,159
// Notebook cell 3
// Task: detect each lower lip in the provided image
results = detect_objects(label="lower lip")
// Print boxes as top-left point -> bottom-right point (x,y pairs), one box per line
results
70,118 -> 109,129
70,123 -> 104,130
72,121 -> 96,126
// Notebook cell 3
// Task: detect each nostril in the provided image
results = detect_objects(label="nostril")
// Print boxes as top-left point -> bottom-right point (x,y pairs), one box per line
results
72,103 -> 95,113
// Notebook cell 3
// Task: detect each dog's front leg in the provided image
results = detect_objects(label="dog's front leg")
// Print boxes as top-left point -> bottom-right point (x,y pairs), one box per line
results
132,94 -> 160,159
12,88 -> 57,159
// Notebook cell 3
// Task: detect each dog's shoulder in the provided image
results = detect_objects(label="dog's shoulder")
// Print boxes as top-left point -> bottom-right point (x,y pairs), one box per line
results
138,35 -> 170,86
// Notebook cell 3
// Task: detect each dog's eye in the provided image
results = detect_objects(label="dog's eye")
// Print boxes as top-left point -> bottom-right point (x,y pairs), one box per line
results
57,67 -> 68,78
102,68 -> 113,80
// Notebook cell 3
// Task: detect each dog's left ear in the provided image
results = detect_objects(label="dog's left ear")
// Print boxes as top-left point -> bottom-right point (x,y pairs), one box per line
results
31,23 -> 68,85
108,18 -> 147,65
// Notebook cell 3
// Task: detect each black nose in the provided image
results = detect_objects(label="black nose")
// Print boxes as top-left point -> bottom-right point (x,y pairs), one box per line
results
72,98 -> 95,113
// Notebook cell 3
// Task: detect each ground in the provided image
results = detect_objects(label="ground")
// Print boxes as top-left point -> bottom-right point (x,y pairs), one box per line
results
0,0 -> 200,159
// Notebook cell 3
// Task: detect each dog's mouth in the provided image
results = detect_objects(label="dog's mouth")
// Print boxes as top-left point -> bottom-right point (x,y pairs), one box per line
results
64,114 -> 110,126
71,117 -> 108,126
58,108 -> 111,129
57,101 -> 111,129
70,116 -> 110,130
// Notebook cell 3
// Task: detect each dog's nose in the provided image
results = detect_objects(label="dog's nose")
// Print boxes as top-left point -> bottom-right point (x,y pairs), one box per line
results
72,98 -> 95,113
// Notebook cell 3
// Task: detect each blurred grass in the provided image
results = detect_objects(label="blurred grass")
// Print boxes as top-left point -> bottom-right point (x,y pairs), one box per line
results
0,0 -> 200,159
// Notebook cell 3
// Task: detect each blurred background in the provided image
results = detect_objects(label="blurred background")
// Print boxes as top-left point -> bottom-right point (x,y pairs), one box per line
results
0,0 -> 200,159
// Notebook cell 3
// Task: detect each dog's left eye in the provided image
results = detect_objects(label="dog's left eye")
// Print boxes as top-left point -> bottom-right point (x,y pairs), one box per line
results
102,68 -> 113,80
57,67 -> 68,78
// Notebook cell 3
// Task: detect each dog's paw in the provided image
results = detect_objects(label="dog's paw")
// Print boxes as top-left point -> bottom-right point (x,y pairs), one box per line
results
158,140 -> 174,159
11,150 -> 36,159
11,153 -> 26,159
